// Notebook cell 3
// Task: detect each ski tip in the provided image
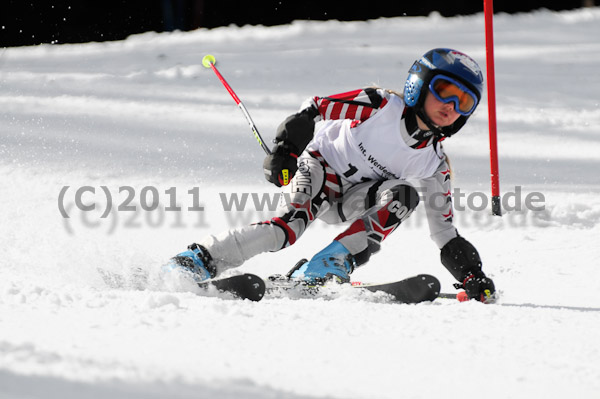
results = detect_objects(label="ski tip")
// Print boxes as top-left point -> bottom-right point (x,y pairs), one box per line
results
202,54 -> 216,68
242,273 -> 266,302
201,273 -> 266,302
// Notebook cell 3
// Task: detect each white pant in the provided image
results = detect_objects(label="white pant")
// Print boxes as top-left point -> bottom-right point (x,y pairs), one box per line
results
200,150 -> 421,274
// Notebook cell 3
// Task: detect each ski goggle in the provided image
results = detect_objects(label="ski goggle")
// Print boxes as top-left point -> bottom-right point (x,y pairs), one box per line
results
429,75 -> 479,116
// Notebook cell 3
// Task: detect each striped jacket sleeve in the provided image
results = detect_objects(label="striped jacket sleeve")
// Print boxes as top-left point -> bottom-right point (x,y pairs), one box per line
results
300,87 -> 391,122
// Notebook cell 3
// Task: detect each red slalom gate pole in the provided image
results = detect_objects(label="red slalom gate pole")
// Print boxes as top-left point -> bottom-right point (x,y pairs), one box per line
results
484,0 -> 502,216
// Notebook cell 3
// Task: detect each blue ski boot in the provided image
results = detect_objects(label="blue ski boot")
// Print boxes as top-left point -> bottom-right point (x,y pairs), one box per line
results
290,240 -> 355,284
165,243 -> 216,283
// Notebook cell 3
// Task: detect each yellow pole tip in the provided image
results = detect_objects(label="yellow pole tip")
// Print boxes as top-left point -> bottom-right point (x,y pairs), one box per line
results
202,54 -> 216,68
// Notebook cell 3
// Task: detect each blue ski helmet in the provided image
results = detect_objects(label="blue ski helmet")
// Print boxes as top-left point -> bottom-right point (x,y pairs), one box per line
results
404,48 -> 484,137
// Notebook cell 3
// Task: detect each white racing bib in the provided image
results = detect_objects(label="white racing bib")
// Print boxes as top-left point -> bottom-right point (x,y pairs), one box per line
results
310,95 -> 443,183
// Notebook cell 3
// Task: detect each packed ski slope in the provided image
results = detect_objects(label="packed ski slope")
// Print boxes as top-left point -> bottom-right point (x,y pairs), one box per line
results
1,8 -> 600,399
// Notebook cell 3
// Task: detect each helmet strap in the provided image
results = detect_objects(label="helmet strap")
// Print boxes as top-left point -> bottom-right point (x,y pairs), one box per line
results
416,106 -> 446,138
415,105 -> 468,140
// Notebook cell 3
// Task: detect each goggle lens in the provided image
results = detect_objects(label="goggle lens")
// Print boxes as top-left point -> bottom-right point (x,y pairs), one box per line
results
430,76 -> 478,115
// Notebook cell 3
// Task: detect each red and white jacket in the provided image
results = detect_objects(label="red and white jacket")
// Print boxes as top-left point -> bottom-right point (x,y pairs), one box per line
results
305,88 -> 443,184
303,88 -> 458,248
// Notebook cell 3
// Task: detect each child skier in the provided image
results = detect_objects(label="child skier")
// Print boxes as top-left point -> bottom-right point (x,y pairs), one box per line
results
170,48 -> 496,302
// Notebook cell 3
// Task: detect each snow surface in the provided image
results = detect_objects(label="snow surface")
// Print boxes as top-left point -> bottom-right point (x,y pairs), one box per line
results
2,8 -> 600,399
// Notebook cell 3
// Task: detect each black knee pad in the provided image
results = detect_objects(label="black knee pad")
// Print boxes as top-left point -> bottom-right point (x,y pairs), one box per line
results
398,184 -> 420,210
385,184 -> 420,222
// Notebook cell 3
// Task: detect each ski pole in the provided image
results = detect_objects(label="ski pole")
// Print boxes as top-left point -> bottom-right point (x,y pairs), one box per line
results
202,54 -> 272,156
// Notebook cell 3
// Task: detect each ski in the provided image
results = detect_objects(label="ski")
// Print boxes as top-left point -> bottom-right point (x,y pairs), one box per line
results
99,267 -> 265,301
266,274 -> 441,304
198,273 -> 266,302
352,274 -> 441,303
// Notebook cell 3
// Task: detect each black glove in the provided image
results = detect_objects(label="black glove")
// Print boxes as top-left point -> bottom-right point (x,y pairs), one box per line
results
441,236 -> 496,303
263,106 -> 317,186
459,273 -> 496,303
263,143 -> 298,187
